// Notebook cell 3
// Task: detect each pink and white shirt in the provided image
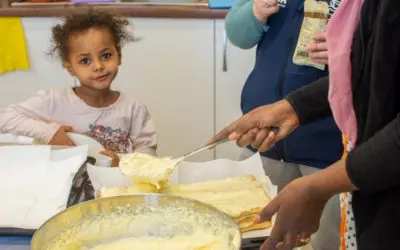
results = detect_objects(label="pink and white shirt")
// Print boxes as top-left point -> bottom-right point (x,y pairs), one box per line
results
0,88 -> 157,155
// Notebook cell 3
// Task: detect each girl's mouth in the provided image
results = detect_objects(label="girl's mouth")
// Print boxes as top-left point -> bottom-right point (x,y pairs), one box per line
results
95,73 -> 111,81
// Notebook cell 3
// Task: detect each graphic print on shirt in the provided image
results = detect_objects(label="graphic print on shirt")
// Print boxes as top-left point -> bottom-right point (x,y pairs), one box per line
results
278,0 -> 286,8
278,0 -> 341,13
84,124 -> 130,153
328,0 -> 341,17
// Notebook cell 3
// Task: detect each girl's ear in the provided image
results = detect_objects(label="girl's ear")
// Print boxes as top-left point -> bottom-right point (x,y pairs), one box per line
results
63,61 -> 75,76
117,47 -> 122,65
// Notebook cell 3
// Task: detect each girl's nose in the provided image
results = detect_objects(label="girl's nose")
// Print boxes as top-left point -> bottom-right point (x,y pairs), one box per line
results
93,59 -> 104,72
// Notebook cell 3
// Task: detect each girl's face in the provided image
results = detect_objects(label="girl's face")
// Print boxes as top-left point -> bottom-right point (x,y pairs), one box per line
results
64,27 -> 121,91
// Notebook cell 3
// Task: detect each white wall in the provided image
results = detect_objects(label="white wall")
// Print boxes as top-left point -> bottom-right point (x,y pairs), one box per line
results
0,18 -> 73,106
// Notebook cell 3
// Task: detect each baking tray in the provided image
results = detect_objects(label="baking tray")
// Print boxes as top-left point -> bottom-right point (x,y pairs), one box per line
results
241,237 -> 268,249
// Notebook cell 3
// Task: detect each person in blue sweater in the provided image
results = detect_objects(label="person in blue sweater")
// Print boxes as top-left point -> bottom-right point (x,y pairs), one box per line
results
225,0 -> 342,249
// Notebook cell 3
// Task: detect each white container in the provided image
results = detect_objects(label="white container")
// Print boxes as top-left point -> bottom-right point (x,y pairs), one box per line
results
95,154 -> 112,168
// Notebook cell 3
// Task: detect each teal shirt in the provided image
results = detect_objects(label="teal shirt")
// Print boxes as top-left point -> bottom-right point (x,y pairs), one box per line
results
225,0 -> 270,49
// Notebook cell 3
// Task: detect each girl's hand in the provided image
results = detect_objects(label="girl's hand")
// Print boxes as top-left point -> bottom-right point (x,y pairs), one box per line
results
49,125 -> 75,146
100,150 -> 120,167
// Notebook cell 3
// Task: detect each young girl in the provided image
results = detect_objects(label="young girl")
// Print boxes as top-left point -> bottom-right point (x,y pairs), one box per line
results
0,11 -> 157,167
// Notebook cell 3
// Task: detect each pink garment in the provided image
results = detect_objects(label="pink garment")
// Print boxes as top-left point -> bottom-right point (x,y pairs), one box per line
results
0,88 -> 157,155
326,0 -> 365,145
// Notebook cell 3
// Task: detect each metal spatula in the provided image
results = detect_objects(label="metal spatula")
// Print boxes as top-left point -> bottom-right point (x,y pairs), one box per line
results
172,126 -> 278,165
173,138 -> 230,164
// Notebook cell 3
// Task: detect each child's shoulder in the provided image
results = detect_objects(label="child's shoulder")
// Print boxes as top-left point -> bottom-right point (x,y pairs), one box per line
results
116,92 -> 144,108
114,92 -> 150,114
33,87 -> 71,99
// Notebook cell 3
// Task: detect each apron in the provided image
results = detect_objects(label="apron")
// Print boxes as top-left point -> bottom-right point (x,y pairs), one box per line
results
340,135 -> 357,250
326,0 -> 365,248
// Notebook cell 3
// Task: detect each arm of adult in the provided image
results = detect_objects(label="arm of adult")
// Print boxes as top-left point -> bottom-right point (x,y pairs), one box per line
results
346,116 -> 400,193
225,0 -> 279,49
288,76 -> 400,193
258,115 -> 400,249
258,159 -> 357,250
210,76 -> 331,151
256,85 -> 400,249
286,76 -> 331,125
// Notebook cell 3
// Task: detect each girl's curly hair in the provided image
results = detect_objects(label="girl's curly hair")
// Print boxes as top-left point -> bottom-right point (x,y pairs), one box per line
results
49,10 -> 134,61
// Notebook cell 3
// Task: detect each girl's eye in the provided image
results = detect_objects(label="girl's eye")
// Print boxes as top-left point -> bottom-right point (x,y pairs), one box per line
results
102,53 -> 112,60
80,58 -> 90,65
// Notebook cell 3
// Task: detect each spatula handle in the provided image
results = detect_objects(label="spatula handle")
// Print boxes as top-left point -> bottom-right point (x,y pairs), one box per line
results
182,138 -> 230,160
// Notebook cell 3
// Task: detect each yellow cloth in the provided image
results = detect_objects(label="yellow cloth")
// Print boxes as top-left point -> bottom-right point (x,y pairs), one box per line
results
0,17 -> 30,74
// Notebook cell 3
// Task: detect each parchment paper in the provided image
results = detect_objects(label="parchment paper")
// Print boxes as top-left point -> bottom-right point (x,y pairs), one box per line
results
87,152 -> 277,238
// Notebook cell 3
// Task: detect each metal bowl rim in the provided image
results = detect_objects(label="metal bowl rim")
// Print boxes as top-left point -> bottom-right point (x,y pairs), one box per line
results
32,193 -> 242,248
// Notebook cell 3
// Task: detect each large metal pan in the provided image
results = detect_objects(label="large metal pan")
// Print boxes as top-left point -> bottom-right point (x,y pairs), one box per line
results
31,194 -> 241,249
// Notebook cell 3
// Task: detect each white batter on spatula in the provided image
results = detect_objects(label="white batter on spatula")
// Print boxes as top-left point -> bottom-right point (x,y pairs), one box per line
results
119,152 -> 179,190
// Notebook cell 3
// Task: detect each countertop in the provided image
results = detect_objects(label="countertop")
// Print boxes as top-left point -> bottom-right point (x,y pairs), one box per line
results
0,1 -> 229,18
0,235 -> 271,250
0,235 -> 31,250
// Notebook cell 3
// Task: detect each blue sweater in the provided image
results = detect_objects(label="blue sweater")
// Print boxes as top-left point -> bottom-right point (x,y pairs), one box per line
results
225,0 -> 343,168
